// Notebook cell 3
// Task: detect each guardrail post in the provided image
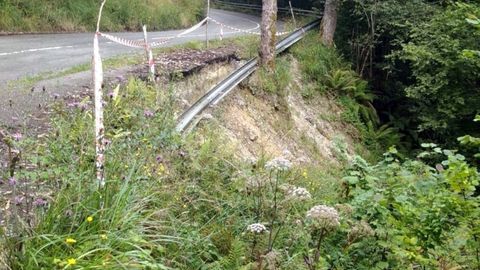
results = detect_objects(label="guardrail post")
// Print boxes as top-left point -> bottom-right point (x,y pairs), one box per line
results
143,25 -> 155,82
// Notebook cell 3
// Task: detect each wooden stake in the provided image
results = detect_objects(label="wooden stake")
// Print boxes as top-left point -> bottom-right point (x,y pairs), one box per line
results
143,25 -> 155,82
206,0 -> 210,48
93,0 -> 107,188
289,1 -> 297,28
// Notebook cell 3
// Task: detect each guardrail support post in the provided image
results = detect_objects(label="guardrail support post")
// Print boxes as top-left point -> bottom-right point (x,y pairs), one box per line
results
143,25 -> 155,82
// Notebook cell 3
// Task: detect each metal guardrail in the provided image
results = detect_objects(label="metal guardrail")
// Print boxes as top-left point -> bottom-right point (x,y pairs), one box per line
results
213,0 -> 321,17
175,18 -> 321,132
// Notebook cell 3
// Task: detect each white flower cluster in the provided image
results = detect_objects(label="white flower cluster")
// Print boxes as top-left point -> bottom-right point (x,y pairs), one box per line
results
247,223 -> 268,234
265,157 -> 292,171
306,205 -> 340,229
246,177 -> 267,190
287,187 -> 312,201
349,220 -> 375,240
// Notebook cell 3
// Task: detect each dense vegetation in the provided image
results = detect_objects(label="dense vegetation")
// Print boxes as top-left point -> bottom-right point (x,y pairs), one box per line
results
0,0 -> 203,32
1,1 -> 480,269
336,1 -> 480,150
220,0 -> 480,152
1,33 -> 479,269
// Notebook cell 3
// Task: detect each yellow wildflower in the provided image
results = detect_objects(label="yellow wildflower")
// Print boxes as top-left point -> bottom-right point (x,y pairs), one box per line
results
100,234 -> 108,240
302,171 -> 308,178
67,258 -> 77,266
86,216 -> 93,223
65,238 -> 77,244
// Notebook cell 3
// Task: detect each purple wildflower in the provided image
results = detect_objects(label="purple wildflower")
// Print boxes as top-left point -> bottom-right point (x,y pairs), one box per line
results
8,177 -> 17,186
14,196 -> 24,205
33,197 -> 48,207
156,155 -> 163,163
67,102 -> 78,108
144,109 -> 154,118
79,103 -> 88,111
12,132 -> 22,141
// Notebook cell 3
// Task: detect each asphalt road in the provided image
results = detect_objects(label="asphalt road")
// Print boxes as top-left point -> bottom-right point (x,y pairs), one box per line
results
0,9 -> 266,83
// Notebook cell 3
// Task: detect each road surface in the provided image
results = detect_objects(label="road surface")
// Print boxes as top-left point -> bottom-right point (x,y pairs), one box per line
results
0,9 -> 266,83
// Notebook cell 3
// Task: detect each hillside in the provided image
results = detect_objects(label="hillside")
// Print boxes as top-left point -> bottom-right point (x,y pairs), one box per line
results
0,0 -> 203,33
0,34 -> 370,268
1,19 -> 479,270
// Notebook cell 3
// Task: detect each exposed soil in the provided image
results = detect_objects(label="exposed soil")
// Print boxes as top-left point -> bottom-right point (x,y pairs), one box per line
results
172,56 -> 359,167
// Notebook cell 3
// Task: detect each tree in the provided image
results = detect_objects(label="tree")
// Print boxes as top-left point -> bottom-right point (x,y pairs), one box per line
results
260,0 -> 277,71
319,0 -> 339,47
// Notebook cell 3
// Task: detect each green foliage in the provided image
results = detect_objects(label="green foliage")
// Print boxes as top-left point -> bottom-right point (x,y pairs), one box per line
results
392,3 -> 480,138
256,58 -> 292,94
341,147 -> 480,269
292,35 -> 344,87
338,0 -> 480,147
293,34 -> 398,153
0,0 -> 203,32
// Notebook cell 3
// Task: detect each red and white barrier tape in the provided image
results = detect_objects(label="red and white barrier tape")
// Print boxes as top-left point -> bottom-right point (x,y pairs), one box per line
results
97,32 -> 145,48
207,17 -> 292,36
150,17 -> 209,48
97,16 -> 291,51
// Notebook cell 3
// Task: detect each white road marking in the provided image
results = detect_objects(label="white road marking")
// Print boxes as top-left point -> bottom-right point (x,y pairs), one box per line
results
0,45 -> 74,57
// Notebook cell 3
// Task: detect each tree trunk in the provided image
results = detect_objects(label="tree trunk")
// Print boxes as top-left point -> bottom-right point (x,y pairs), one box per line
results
319,0 -> 338,47
260,0 -> 277,71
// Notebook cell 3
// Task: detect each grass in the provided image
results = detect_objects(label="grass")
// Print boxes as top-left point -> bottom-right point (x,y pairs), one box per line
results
0,0 -> 204,33
1,76 -> 345,269
1,20 -> 477,270
0,36 -> 352,267
0,32 -> 377,270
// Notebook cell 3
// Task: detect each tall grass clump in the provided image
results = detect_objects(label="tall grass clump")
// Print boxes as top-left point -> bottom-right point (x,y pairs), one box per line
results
3,79 -> 181,269
0,0 -> 204,32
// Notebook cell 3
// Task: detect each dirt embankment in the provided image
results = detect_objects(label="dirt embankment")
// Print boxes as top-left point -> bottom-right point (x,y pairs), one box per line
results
175,57 -> 359,167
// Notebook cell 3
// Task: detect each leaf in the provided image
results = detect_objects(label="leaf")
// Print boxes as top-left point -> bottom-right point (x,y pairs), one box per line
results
343,176 -> 359,185
113,84 -> 121,106
466,18 -> 480,25
421,143 -> 437,148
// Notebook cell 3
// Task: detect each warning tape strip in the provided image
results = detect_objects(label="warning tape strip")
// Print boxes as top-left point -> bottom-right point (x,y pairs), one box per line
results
207,17 -> 292,36
97,32 -> 145,48
98,16 -> 290,50
150,17 -> 208,48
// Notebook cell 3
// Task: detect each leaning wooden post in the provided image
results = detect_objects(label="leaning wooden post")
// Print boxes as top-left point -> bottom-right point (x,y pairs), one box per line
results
93,0 -> 107,189
288,1 -> 297,28
143,25 -> 155,82
205,0 -> 210,48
